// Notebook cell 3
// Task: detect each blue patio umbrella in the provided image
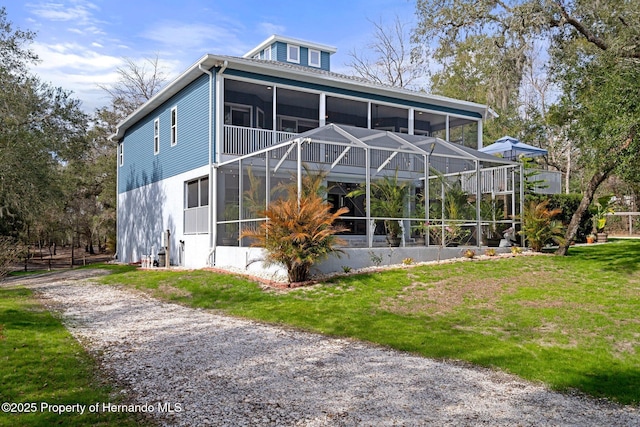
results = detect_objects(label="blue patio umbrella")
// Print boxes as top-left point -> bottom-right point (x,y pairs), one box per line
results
479,136 -> 548,160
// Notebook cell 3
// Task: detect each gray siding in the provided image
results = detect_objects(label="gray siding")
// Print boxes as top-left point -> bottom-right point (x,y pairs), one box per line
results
118,73 -> 213,194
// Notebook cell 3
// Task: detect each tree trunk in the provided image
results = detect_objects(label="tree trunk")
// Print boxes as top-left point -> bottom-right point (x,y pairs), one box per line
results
556,168 -> 611,255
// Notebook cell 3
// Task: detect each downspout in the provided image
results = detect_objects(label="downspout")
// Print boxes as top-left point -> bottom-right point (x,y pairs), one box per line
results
200,60 -> 227,266
115,140 -> 120,261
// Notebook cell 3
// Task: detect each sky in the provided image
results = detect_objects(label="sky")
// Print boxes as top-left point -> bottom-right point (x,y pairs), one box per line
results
5,0 -> 418,112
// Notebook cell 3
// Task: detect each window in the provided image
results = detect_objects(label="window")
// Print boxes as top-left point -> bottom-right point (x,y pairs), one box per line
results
309,49 -> 321,67
224,103 -> 253,127
171,106 -> 177,146
287,44 -> 300,63
264,47 -> 271,60
185,176 -> 209,234
153,118 -> 159,154
119,143 -> 123,166
278,116 -> 319,133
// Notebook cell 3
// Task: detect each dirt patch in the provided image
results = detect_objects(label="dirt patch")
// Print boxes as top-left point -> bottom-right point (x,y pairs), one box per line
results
380,270 -> 559,316
157,283 -> 192,298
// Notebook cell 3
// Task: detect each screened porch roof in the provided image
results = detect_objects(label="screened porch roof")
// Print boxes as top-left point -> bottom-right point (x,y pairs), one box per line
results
219,124 -> 517,167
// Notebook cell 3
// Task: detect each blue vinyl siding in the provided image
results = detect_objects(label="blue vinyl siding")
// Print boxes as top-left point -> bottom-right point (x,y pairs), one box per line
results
275,41 -> 287,63
272,41 -> 330,71
119,73 -> 213,194
320,51 -> 330,71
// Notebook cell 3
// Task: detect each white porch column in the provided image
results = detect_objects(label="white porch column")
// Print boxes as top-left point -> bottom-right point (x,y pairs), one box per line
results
445,115 -> 450,142
477,119 -> 483,149
272,86 -> 277,140
319,93 -> 326,127
408,108 -> 415,135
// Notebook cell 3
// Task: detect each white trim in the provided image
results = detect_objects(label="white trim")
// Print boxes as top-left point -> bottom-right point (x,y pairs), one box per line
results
119,142 -> 124,166
224,103 -> 253,127
308,49 -> 321,68
170,106 -> 178,146
278,115 -> 319,133
153,117 -> 160,155
111,54 -> 493,142
287,44 -> 300,64
243,35 -> 337,58
256,107 -> 265,129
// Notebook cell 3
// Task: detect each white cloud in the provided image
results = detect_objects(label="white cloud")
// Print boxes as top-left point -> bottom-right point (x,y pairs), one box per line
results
26,0 -> 100,25
258,22 -> 285,36
32,41 -> 122,71
91,42 -> 103,48
140,20 -> 249,56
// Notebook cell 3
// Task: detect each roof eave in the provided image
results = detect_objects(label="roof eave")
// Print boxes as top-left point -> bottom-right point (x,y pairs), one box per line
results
110,54 -> 222,142
225,58 -> 491,118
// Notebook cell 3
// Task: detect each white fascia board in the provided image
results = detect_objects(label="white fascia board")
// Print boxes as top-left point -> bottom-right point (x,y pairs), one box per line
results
110,54 -> 222,142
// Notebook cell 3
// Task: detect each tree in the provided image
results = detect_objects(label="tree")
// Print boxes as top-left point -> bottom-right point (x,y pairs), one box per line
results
348,16 -> 426,89
98,55 -> 168,119
0,7 -> 88,247
412,0 -> 640,255
87,55 -> 169,253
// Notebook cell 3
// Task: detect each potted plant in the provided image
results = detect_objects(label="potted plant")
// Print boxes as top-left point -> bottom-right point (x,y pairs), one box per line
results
222,203 -> 239,245
591,195 -> 614,243
480,197 -> 507,246
347,171 -> 410,247
586,233 -> 596,244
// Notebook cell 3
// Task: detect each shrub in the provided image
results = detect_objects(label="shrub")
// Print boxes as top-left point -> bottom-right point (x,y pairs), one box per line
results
241,171 -> 349,283
484,248 -> 497,256
526,194 -> 592,242
462,249 -> 476,259
368,251 -> 383,267
521,199 -> 566,252
402,257 -> 413,265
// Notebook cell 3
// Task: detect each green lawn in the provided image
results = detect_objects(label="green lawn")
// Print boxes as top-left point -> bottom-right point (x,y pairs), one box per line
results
97,239 -> 640,405
0,287 -> 144,427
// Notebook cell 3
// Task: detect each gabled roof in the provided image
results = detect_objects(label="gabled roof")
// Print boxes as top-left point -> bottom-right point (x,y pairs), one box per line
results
111,54 -> 497,142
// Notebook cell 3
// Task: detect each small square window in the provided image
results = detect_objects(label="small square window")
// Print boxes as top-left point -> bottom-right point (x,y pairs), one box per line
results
309,49 -> 321,67
287,44 -> 300,63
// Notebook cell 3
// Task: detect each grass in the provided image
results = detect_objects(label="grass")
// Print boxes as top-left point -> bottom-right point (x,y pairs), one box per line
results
0,287 -> 144,427
93,239 -> 638,405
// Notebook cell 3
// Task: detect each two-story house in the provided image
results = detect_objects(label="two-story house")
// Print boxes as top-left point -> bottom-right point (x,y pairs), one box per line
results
112,35 -> 522,274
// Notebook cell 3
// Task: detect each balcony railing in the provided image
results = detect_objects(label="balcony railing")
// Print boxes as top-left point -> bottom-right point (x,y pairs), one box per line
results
224,125 -> 296,155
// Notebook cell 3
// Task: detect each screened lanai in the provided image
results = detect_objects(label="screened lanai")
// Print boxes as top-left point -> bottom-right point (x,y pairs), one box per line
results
215,124 -> 524,249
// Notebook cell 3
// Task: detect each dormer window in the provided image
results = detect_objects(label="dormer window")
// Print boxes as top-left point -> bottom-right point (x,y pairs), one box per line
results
287,44 -> 300,64
309,49 -> 321,68
264,47 -> 271,60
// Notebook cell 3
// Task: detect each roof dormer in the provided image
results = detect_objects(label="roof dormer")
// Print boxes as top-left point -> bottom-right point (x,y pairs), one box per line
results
243,35 -> 337,72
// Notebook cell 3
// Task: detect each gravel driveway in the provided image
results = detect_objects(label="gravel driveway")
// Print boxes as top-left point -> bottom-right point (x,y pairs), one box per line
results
6,269 -> 639,426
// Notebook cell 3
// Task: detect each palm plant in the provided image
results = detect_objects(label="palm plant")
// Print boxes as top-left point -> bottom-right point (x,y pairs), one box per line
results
348,171 -> 410,245
520,199 -> 566,252
241,170 -> 348,283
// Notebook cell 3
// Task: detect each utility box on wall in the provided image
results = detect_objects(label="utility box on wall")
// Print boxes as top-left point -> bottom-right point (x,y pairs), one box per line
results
161,229 -> 171,267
